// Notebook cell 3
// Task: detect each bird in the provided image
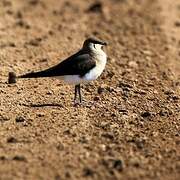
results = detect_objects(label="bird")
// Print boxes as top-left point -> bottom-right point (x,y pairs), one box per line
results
15,37 -> 108,103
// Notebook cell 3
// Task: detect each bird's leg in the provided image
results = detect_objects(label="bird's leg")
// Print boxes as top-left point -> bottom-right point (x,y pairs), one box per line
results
77,84 -> 82,103
74,85 -> 78,103
74,84 -> 82,105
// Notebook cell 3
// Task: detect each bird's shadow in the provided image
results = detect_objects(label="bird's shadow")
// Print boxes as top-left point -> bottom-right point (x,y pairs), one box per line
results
21,103 -> 63,108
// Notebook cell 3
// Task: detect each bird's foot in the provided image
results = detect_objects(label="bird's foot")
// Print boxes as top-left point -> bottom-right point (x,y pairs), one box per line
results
73,101 -> 81,107
73,98 -> 83,107
73,99 -> 95,107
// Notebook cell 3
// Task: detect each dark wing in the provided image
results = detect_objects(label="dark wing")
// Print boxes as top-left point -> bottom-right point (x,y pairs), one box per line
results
19,50 -> 96,78
50,51 -> 96,77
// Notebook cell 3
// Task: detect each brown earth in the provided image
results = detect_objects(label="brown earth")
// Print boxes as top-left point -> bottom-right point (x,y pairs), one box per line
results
0,0 -> 180,179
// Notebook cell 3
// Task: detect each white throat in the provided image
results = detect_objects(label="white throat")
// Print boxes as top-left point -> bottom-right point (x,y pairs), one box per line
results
61,44 -> 107,85
83,44 -> 107,82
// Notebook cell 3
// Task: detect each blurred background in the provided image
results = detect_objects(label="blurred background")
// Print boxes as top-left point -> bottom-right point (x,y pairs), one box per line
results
0,0 -> 179,179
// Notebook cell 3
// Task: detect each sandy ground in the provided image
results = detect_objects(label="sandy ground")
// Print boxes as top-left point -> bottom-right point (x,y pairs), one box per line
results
0,0 -> 180,179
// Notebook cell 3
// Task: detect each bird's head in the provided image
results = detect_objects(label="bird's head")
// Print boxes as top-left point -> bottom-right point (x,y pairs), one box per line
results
83,37 -> 107,52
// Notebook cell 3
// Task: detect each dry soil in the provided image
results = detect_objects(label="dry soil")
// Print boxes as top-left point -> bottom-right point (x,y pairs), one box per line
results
0,0 -> 180,180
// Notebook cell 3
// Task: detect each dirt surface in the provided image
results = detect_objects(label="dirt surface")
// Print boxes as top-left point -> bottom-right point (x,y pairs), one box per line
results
0,0 -> 180,179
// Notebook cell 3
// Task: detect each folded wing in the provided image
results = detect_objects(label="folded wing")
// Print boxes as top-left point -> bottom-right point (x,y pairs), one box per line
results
19,50 -> 96,78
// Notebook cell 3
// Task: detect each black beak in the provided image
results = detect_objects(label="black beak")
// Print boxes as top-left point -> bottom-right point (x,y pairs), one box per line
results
102,41 -> 108,46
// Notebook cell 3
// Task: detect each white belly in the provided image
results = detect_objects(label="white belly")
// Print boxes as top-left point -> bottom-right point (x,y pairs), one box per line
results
62,75 -> 84,84
84,58 -> 106,81
60,53 -> 107,85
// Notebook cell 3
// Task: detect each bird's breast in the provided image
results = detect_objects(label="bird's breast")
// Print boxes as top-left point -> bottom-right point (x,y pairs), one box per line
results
84,52 -> 107,81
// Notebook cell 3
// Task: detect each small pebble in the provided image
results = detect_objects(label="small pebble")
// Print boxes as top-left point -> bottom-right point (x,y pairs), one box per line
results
113,159 -> 124,171
175,21 -> 180,27
141,111 -> 151,118
0,156 -> 7,161
36,112 -> 45,117
130,157 -> 140,167
15,116 -> 26,123
97,86 -> 105,94
83,167 -> 94,177
87,2 -> 103,13
29,0 -> 39,6
101,132 -> 114,140
7,137 -> 18,143
135,140 -> 145,149
79,136 -> 89,144
94,96 -> 100,101
101,158 -> 124,172
13,155 -> 27,162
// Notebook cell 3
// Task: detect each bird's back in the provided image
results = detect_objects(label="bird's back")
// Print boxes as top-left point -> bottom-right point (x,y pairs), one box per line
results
19,49 -> 96,78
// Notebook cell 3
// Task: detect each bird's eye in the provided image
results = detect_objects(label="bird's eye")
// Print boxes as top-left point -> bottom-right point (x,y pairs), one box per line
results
93,44 -> 96,49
